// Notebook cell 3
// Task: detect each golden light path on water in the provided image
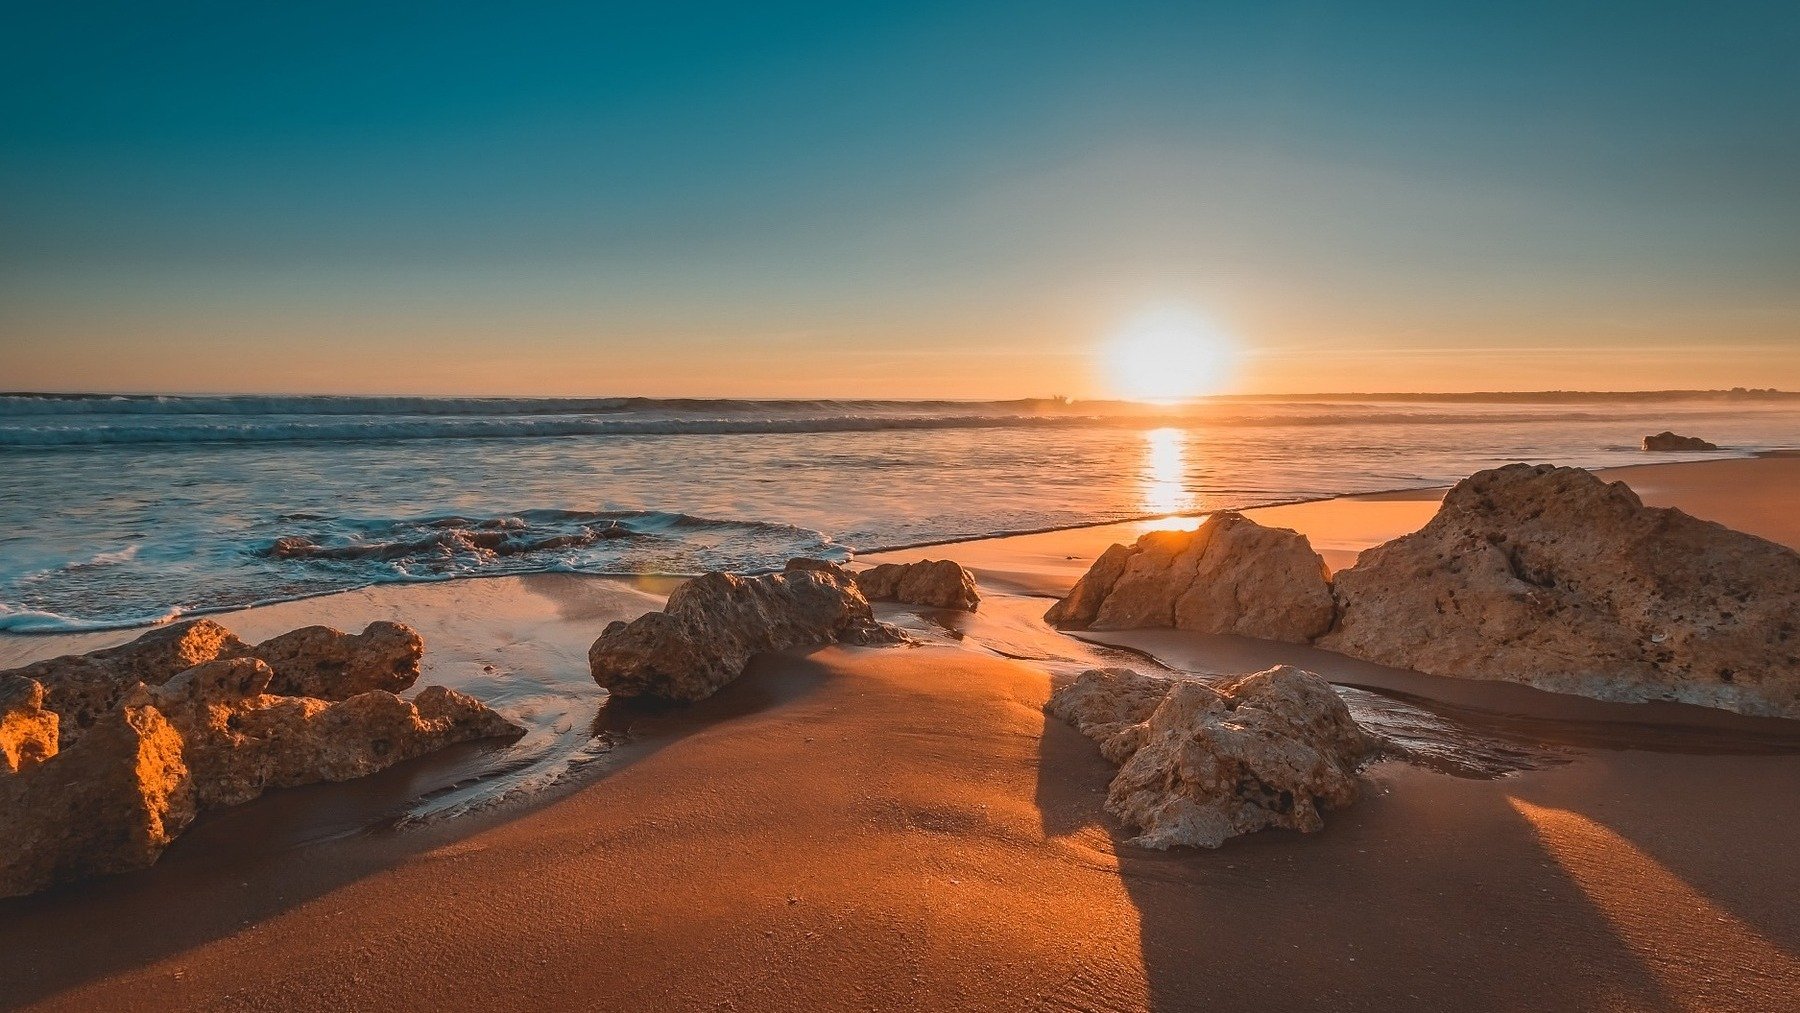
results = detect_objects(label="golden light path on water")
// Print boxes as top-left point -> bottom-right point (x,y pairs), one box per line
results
1140,426 -> 1203,529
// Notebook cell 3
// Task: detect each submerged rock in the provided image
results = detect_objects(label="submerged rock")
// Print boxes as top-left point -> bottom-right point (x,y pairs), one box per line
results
1643,431 -> 1719,452
1044,513 -> 1335,643
0,702 -> 196,898
0,678 -> 59,775
1049,666 -> 1376,849
853,559 -> 981,611
3,619 -> 426,747
590,559 -> 903,703
1319,464 -> 1800,717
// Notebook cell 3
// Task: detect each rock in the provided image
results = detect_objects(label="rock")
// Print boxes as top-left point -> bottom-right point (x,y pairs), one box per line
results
853,559 -> 981,610
1643,431 -> 1719,452
1319,463 -> 1800,717
1,619 -> 427,746
248,621 -> 424,699
590,559 -> 903,702
1044,513 -> 1335,643
145,658 -> 523,809
0,701 -> 197,898
0,678 -> 59,775
1049,666 -> 1376,849
5,619 -> 247,747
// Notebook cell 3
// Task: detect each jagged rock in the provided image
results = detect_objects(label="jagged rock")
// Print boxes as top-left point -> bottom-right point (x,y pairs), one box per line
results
0,678 -> 59,775
2,619 -> 425,746
249,621 -> 424,699
1044,513 -> 1335,643
1319,464 -> 1800,717
1643,431 -> 1718,452
590,559 -> 903,702
853,559 -> 981,610
5,619 -> 246,748
141,657 -> 520,809
0,702 -> 196,898
1049,666 -> 1376,849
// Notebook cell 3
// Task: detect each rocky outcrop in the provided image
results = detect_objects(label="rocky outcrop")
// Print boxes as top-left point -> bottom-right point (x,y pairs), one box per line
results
853,559 -> 981,611
590,559 -> 903,703
1049,666 -> 1376,849
1,678 -> 59,775
6,619 -> 424,747
1044,513 -> 1335,643
250,621 -> 424,698
1643,431 -> 1718,452
0,702 -> 196,898
1318,464 -> 1800,716
143,657 -> 521,809
0,620 -> 519,898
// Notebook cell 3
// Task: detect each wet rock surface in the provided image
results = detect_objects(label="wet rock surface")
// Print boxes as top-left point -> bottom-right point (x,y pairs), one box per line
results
1643,431 -> 1719,452
1050,665 -> 1377,848
590,559 -> 904,703
1044,513 -> 1335,643
853,559 -> 981,611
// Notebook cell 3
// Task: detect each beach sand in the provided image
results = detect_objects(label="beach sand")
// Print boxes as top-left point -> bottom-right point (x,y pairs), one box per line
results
3,455 -> 1798,1011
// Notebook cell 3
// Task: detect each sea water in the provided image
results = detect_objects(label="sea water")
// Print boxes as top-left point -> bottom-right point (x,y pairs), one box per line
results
3,392 -> 1796,631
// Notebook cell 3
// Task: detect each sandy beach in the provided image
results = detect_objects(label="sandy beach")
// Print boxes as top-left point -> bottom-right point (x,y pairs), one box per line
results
3,455 -> 1799,1012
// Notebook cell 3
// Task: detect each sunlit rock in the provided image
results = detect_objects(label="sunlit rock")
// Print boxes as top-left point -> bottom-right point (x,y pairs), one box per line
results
1320,463 -> 1800,717
0,678 -> 59,775
853,559 -> 981,611
249,621 -> 424,699
1049,666 -> 1376,849
590,559 -> 903,703
1044,512 -> 1335,643
0,702 -> 196,898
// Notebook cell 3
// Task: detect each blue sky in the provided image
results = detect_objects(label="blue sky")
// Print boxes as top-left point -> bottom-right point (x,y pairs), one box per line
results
3,2 -> 1797,395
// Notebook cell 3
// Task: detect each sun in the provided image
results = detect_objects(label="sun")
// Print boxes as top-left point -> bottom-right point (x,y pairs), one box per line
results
1101,307 -> 1240,402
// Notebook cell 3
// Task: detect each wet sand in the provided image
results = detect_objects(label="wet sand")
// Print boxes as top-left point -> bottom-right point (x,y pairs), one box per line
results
3,454 -> 1799,1011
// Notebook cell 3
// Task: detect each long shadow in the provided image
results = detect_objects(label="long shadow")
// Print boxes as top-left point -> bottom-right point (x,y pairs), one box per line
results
0,651 -> 833,1010
1035,703 -> 1692,1011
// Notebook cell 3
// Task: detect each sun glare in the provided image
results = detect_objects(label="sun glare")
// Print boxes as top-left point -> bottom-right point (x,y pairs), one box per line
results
1101,307 -> 1240,402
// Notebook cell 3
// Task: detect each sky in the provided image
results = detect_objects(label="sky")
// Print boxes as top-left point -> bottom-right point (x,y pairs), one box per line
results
2,1 -> 1798,397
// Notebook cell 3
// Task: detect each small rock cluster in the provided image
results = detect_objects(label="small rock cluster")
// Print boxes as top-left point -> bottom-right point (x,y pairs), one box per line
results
1,619 -> 521,897
1049,666 -> 1377,848
589,559 -> 904,703
1642,431 -> 1718,452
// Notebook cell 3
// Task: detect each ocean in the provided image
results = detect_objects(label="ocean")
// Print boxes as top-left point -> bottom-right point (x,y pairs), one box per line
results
3,391 -> 1796,633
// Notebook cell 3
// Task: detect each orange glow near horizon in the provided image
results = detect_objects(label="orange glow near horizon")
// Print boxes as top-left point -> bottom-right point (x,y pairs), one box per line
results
1100,306 -> 1242,402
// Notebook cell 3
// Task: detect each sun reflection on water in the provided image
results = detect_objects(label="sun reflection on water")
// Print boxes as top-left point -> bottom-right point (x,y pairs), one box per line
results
1139,427 -> 1202,530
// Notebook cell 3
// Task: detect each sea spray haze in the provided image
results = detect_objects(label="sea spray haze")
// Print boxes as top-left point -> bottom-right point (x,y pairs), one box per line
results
1,392 -> 1796,631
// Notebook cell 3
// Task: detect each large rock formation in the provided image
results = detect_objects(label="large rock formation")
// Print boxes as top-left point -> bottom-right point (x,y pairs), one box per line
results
7,619 -> 425,747
0,702 -> 196,898
853,559 -> 981,611
590,559 -> 903,703
1044,513 -> 1335,643
1049,666 -> 1376,849
0,619 -> 520,897
1643,431 -> 1718,452
1318,464 -> 1800,716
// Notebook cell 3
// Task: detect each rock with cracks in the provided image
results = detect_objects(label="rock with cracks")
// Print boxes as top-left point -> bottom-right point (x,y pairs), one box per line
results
1049,666 -> 1376,849
853,559 -> 981,611
590,559 -> 903,703
1044,512 -> 1335,643
1318,463 -> 1800,717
